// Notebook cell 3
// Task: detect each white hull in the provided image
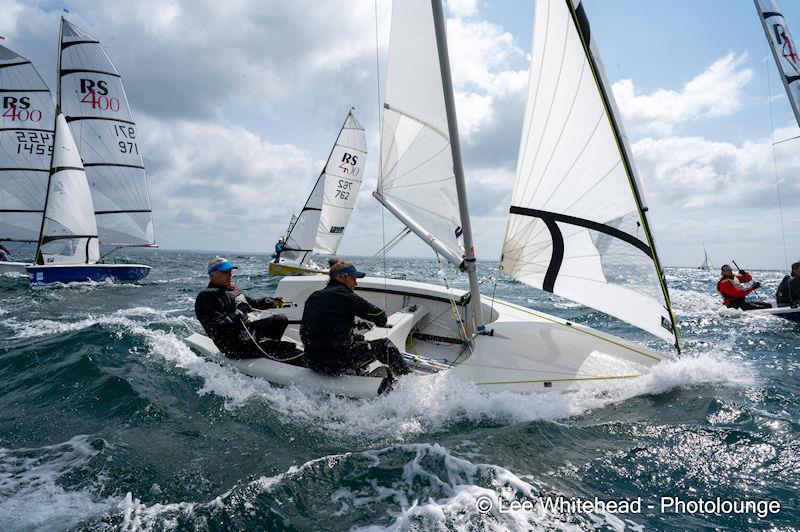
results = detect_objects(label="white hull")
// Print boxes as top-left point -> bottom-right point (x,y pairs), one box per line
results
745,302 -> 800,323
0,262 -> 31,276
186,276 -> 672,397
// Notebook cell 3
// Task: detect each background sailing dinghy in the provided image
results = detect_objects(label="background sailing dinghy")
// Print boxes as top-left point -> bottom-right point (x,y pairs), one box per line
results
269,110 -> 367,276
188,0 -> 681,397
698,246 -> 712,270
55,18 -> 156,270
0,45 -> 54,277
26,114 -> 150,284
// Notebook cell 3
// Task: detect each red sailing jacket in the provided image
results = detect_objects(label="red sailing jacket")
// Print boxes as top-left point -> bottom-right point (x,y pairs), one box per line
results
717,272 -> 754,306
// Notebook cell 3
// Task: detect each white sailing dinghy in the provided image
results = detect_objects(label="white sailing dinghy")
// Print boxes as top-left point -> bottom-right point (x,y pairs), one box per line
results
0,45 -> 54,276
31,18 -> 155,283
188,0 -> 681,397
269,110 -> 367,276
748,0 -> 800,323
26,113 -> 134,285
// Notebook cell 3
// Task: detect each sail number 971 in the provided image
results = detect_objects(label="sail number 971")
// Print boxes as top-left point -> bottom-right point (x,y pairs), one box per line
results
114,124 -> 139,155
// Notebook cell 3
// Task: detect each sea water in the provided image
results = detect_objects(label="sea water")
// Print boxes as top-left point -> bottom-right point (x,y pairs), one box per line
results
0,251 -> 797,530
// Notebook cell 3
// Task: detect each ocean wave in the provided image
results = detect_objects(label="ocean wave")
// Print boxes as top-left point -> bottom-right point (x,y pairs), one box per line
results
0,435 -> 119,531
94,443 -> 624,530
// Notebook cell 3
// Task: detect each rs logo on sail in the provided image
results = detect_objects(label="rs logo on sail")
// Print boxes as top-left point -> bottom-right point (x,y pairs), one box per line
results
79,78 -> 121,112
2,96 -> 43,122
772,23 -> 800,68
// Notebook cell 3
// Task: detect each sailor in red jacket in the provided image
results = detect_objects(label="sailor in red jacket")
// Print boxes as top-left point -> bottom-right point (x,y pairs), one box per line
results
717,264 -> 771,310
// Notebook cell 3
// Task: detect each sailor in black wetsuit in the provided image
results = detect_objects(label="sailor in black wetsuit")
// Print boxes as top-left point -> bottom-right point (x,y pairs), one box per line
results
300,258 -> 410,377
776,261 -> 800,308
195,256 -> 289,359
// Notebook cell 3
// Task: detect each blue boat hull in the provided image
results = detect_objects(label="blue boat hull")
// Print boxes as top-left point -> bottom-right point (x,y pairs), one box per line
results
27,264 -> 151,285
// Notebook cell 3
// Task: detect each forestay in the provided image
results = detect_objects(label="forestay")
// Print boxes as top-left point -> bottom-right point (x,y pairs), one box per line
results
755,0 -> 800,126
58,18 -> 155,247
284,111 -> 366,262
500,0 -> 679,348
376,0 -> 464,268
0,45 -> 54,244
37,114 -> 99,265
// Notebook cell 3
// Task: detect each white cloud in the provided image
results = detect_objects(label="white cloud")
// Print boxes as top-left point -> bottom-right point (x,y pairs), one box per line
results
613,53 -> 753,135
140,116 -> 319,250
632,124 -> 800,210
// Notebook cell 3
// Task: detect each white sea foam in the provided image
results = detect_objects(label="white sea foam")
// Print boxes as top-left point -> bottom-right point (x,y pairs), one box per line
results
139,324 -> 758,443
0,435 -> 119,531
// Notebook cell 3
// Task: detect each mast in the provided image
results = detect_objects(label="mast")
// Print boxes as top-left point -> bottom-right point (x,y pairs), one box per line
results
430,0 -> 484,332
34,18 -> 65,265
754,0 -> 800,126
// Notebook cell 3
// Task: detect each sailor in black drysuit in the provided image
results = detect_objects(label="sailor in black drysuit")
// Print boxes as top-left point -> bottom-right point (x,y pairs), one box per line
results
776,261 -> 800,307
195,256 -> 289,359
300,262 -> 410,377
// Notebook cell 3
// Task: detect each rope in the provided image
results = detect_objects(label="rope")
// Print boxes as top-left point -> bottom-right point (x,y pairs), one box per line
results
239,316 -> 305,362
764,38 -> 790,271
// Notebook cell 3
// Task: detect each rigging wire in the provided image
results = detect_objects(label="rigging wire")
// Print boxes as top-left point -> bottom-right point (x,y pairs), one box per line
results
764,38 -> 790,271
373,0 -> 388,313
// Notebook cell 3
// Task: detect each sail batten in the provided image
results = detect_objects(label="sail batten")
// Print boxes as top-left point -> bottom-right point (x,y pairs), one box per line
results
58,18 -> 155,248
501,0 -> 679,349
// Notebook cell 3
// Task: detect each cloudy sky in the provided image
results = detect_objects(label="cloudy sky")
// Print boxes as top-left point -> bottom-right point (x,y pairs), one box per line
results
3,0 -> 799,269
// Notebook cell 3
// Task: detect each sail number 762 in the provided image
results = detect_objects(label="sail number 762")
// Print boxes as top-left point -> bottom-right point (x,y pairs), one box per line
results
335,179 -> 353,200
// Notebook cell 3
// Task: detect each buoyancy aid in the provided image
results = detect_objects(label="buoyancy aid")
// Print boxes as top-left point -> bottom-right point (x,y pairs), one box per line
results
717,273 -> 753,307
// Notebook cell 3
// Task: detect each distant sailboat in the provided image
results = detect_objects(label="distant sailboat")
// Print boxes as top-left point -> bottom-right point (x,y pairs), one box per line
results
57,19 -> 156,255
26,114 -> 151,284
698,246 -> 712,270
25,18 -> 152,284
269,110 -> 367,276
0,44 -> 54,276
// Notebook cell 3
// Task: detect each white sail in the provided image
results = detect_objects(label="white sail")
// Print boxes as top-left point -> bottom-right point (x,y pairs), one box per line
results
58,18 -> 155,247
0,45 -> 54,244
755,0 -> 800,126
699,246 -> 711,270
283,174 -> 324,263
283,111 -> 366,263
316,112 -> 366,254
38,114 -> 99,265
501,0 -> 678,347
376,0 -> 464,267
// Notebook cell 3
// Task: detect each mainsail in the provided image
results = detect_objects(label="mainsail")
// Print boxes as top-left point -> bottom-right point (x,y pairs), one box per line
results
58,18 -> 155,247
375,0 -> 464,268
0,45 -> 54,245
283,111 -> 366,262
699,246 -> 711,270
501,0 -> 679,348
755,0 -> 800,126
36,114 -> 99,265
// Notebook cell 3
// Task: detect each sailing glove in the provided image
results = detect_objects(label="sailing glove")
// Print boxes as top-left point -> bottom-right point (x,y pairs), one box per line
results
752,282 -> 761,290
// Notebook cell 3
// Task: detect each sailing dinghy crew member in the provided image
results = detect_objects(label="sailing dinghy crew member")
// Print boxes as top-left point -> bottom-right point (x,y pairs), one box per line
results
300,258 -> 410,377
776,261 -> 800,307
195,256 -> 289,359
0,244 -> 11,262
717,264 -> 771,311
273,238 -> 286,262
